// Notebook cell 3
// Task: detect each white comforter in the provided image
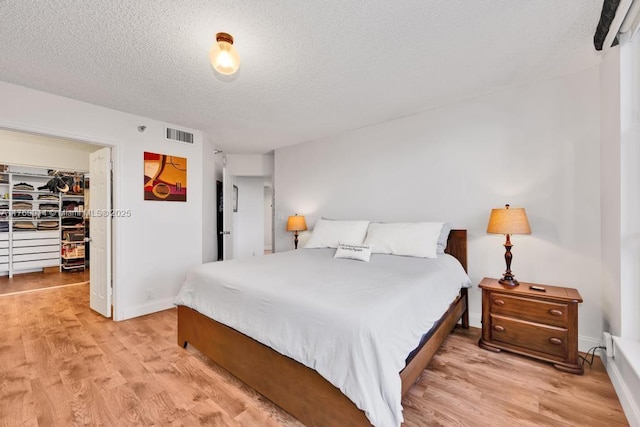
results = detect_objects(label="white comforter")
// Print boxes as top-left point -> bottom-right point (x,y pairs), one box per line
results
174,249 -> 471,427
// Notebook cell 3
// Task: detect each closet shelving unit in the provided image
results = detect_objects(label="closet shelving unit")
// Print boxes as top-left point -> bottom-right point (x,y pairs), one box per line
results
0,171 -> 9,274
60,192 -> 86,271
6,170 -> 62,276
0,165 -> 87,277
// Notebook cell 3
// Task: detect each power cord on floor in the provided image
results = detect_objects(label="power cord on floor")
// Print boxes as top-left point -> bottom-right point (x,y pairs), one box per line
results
580,345 -> 606,367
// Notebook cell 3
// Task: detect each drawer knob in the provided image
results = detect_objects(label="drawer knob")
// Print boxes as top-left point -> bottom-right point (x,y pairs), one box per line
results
549,337 -> 562,345
549,309 -> 563,317
493,325 -> 505,332
493,299 -> 505,306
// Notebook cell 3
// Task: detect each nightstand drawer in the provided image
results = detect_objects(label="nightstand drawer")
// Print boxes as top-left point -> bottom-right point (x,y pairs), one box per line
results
490,293 -> 568,327
490,314 -> 568,359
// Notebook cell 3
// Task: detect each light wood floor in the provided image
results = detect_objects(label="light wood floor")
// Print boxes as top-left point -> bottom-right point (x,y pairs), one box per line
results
0,284 -> 628,426
0,269 -> 88,295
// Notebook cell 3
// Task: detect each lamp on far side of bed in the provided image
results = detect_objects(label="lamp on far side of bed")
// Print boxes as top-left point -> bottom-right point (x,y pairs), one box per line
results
286,214 -> 307,250
487,204 -> 531,287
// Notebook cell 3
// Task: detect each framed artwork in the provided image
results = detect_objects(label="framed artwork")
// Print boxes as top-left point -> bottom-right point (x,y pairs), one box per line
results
144,152 -> 187,201
233,185 -> 238,212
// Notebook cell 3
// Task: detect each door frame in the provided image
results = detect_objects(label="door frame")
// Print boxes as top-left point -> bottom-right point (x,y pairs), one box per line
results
0,123 -> 120,319
216,180 -> 223,261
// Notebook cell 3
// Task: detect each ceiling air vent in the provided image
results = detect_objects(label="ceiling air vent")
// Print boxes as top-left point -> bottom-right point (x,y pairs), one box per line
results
165,126 -> 194,144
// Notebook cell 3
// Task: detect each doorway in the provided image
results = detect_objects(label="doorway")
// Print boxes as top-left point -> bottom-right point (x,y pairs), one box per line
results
216,180 -> 223,260
0,129 -> 112,316
218,173 -> 274,260
264,184 -> 273,254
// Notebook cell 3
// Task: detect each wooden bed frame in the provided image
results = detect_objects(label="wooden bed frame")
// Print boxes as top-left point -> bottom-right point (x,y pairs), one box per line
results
177,230 -> 468,427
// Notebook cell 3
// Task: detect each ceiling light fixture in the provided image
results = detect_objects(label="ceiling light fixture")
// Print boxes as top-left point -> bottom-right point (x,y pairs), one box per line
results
209,32 -> 240,75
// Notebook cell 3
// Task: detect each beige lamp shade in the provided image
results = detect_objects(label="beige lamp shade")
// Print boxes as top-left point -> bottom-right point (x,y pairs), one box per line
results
286,215 -> 307,232
487,204 -> 531,235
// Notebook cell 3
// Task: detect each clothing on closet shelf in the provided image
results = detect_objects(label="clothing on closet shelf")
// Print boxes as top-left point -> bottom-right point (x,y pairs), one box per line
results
12,202 -> 33,210
39,212 -> 59,220
13,221 -> 36,230
64,258 -> 84,267
39,203 -> 59,211
13,183 -> 34,191
12,193 -> 33,201
62,201 -> 83,211
13,211 -> 33,218
37,194 -> 59,201
0,222 -> 8,232
62,217 -> 83,227
37,221 -> 59,230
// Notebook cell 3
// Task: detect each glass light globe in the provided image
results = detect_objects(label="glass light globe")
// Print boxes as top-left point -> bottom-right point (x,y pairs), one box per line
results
209,33 -> 240,75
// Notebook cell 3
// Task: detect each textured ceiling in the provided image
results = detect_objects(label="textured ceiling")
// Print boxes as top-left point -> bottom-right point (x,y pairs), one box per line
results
0,1 -> 603,153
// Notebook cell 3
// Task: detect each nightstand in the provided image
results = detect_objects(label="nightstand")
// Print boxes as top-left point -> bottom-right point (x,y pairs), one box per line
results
478,277 -> 584,374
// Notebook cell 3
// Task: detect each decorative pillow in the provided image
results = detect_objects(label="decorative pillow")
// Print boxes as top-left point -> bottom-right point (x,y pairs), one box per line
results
304,219 -> 370,249
363,222 -> 444,258
437,223 -> 452,254
334,243 -> 373,262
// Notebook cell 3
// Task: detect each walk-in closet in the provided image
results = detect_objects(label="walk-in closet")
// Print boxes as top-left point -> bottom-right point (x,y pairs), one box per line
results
0,128 -> 101,295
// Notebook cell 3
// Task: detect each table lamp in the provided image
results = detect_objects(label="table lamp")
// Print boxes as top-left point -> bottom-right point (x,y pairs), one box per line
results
487,204 -> 531,286
286,215 -> 307,249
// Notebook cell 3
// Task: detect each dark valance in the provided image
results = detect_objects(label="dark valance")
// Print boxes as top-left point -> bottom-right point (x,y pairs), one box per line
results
594,0 -> 621,50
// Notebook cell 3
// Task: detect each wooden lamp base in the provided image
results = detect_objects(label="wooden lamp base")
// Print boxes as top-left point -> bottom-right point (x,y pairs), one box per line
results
498,276 -> 519,287
499,234 -> 519,287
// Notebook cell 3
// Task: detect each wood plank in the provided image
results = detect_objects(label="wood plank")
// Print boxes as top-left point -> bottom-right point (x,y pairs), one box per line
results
0,269 -> 88,295
0,283 -> 629,427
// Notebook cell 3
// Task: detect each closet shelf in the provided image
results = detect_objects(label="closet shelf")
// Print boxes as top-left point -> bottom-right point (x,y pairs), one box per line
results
2,166 -> 88,277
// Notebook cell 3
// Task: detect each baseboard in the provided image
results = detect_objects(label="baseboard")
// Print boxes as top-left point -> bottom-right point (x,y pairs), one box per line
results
469,312 -> 481,329
607,360 -> 640,426
118,297 -> 175,321
600,337 -> 640,427
579,335 -> 602,353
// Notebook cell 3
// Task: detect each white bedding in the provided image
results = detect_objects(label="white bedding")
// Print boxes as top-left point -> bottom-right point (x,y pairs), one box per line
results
174,249 -> 471,427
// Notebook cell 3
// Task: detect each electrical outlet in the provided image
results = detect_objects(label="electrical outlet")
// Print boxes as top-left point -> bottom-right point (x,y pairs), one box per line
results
146,289 -> 153,300
602,331 -> 614,357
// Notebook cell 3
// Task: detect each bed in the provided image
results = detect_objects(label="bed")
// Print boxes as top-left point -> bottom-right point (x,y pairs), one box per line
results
175,229 -> 469,427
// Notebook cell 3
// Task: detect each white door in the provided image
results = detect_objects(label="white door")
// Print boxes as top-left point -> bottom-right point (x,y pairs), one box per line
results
222,166 -> 234,260
89,147 -> 112,317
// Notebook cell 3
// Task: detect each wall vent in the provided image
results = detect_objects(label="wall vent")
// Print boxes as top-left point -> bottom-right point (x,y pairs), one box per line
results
165,126 -> 194,144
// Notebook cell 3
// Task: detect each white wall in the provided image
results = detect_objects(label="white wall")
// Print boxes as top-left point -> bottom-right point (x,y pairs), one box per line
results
226,154 -> 274,177
601,36 -> 640,342
600,37 -> 640,427
601,46 -> 623,337
0,128 -> 99,170
0,81 -> 206,321
274,67 -> 602,348
233,176 -> 265,259
264,186 -> 273,250
620,35 -> 640,342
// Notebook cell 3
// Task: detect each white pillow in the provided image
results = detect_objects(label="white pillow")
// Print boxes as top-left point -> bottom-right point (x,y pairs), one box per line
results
437,223 -> 452,254
334,243 -> 373,262
363,222 -> 444,258
305,219 -> 370,249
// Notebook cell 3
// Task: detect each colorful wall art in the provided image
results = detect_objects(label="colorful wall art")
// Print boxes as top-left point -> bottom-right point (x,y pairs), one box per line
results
144,152 -> 187,201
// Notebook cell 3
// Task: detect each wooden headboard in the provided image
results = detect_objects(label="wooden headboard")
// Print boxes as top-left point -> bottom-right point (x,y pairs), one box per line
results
444,229 -> 467,272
